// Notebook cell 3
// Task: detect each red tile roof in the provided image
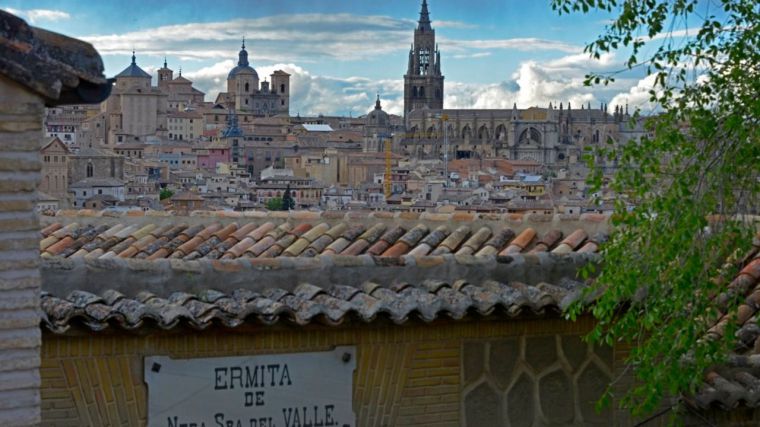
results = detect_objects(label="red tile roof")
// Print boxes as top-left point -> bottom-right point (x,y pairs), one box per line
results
40,215 -> 605,260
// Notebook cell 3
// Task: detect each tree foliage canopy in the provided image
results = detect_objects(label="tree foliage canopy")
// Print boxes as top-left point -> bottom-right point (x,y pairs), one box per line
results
553,0 -> 759,418
159,188 -> 173,201
265,197 -> 283,211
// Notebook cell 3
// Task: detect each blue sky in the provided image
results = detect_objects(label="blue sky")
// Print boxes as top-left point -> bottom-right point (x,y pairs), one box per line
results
2,0 -> 667,116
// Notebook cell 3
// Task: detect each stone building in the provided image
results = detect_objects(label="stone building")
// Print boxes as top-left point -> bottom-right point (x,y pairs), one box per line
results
215,40 -> 291,116
404,0 -> 444,118
43,103 -> 99,151
0,9 -> 111,425
68,146 -> 124,184
403,102 -> 641,165
100,52 -> 168,145
39,137 -> 70,202
399,2 -> 645,167
69,177 -> 125,208
156,60 -> 205,111
167,110 -> 203,140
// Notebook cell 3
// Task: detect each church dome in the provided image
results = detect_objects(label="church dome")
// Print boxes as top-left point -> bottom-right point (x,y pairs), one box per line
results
228,40 -> 258,80
115,52 -> 151,79
366,95 -> 389,127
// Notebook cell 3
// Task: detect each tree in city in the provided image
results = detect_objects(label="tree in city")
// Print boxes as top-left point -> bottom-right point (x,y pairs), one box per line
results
553,0 -> 759,419
265,197 -> 283,211
159,188 -> 173,200
282,184 -> 296,210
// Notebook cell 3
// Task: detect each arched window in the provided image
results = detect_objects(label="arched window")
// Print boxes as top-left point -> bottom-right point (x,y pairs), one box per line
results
244,82 -> 249,92
518,127 -> 542,145
419,86 -> 425,97
412,87 -> 418,97
478,125 -> 489,140
461,125 -> 472,139
495,124 -> 507,141
280,84 -> 285,93
86,162 -> 93,178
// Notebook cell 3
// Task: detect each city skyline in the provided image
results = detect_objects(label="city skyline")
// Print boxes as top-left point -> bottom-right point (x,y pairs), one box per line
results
2,0 -> 661,116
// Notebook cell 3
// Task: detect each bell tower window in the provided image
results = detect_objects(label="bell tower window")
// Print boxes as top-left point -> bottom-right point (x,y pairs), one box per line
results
244,82 -> 249,92
419,48 -> 430,75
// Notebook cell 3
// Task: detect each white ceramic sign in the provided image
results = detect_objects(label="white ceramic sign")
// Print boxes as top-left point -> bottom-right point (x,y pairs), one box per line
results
144,346 -> 356,427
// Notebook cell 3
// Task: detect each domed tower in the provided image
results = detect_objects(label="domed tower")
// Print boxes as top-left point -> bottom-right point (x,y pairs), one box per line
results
403,0 -> 444,119
364,94 -> 391,152
226,39 -> 259,111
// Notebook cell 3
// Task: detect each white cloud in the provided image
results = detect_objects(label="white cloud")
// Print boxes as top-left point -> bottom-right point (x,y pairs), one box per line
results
441,37 -> 580,54
2,7 -> 70,23
180,50 -> 648,117
451,52 -> 492,59
432,20 -> 477,29
80,14 -> 582,62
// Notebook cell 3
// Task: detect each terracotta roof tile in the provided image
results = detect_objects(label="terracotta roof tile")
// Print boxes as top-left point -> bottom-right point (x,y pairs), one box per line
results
501,227 -> 536,255
40,271 -> 586,333
39,217 -> 603,261
529,229 -> 563,253
687,238 -> 760,410
431,226 -> 469,255
475,229 -> 515,256
456,227 -> 492,255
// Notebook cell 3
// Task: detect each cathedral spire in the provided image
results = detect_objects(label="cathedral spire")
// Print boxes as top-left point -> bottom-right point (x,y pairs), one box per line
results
418,0 -> 432,31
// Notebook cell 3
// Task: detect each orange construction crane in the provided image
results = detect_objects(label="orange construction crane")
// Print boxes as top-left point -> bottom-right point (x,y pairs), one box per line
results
384,136 -> 392,198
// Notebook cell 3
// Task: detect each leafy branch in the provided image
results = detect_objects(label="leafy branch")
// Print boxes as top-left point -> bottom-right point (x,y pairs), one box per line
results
553,0 -> 760,419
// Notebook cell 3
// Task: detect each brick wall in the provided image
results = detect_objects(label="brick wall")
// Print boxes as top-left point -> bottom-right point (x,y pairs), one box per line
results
41,317 -> 596,426
0,74 -> 43,426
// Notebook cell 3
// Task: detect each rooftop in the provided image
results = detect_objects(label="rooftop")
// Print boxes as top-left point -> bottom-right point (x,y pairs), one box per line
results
39,210 -> 607,261
114,52 -> 151,79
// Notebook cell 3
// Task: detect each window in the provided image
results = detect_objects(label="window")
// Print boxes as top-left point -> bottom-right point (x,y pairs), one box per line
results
281,99 -> 285,106
280,83 -> 285,93
98,189 -> 103,194
245,82 -> 249,92
86,162 -> 93,178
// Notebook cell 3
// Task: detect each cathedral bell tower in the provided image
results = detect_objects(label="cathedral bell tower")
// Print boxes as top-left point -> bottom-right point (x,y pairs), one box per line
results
404,0 -> 444,119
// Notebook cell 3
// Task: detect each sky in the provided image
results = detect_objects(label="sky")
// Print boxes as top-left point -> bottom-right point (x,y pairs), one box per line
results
1,0 -> 675,116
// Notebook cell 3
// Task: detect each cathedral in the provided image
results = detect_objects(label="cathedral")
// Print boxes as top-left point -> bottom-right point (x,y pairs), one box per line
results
401,1 -> 646,166
215,40 -> 291,116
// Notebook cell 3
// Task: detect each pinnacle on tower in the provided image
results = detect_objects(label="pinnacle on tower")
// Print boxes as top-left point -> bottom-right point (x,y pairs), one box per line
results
418,0 -> 432,31
163,57 -> 167,69
131,50 -> 136,64
375,92 -> 382,110
238,38 -> 249,67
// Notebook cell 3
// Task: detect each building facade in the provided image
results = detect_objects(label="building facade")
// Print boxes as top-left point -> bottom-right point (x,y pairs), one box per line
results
39,137 -> 70,202
216,41 -> 291,116
100,52 -> 168,145
156,60 -> 205,111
